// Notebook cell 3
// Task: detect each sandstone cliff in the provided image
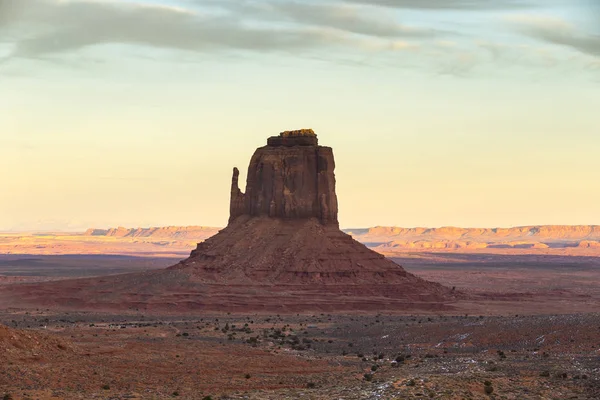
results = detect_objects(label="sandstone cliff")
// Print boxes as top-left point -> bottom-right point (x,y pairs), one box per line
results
230,131 -> 338,225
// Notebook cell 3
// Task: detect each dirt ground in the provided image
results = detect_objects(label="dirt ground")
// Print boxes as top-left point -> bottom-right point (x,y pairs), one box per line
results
1,311 -> 599,400
2,253 -> 600,399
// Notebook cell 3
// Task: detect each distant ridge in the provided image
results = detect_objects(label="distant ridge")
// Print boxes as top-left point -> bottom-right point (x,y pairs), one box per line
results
343,225 -> 600,252
82,224 -> 600,252
84,226 -> 221,240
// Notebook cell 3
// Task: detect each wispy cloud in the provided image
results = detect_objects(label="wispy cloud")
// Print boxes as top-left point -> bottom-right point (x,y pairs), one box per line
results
340,0 -> 533,10
508,14 -> 600,58
215,1 -> 439,38
1,0 -> 428,63
0,0 -> 597,78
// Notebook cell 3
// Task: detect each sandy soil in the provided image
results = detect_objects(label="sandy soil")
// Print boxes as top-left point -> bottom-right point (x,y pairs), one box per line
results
1,312 -> 599,399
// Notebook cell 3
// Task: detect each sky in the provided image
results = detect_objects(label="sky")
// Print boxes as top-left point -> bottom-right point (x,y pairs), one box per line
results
0,0 -> 599,231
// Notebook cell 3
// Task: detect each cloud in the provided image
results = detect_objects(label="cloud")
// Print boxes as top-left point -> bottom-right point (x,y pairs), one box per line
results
508,15 -> 600,58
1,0 -> 596,78
4,1 -> 323,58
220,1 -> 439,39
340,0 -> 533,10
1,0 -> 429,63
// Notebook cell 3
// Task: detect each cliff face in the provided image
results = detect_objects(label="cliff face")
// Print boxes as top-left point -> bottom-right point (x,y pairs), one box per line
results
229,132 -> 338,225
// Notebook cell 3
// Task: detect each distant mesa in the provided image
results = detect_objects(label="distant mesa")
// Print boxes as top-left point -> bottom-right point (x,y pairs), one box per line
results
346,225 -> 600,254
84,226 -> 220,240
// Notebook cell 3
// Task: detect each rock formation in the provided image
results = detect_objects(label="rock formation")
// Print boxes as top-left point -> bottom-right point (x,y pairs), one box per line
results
166,130 -> 453,308
229,130 -> 338,225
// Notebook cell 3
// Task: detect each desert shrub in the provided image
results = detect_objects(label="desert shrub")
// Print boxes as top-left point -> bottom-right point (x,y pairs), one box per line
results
306,382 -> 316,388
202,396 -> 213,400
172,391 -> 179,397
102,384 -> 110,390
484,385 -> 494,395
371,365 -> 379,372
540,370 -> 550,377
245,374 -> 251,379
395,355 -> 405,363
3,394 -> 13,400
407,379 -> 416,387
363,373 -> 373,382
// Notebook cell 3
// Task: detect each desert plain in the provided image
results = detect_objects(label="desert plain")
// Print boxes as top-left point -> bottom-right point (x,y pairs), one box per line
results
1,225 -> 600,400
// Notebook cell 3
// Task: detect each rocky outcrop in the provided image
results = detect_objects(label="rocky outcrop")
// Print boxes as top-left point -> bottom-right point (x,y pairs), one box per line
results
230,130 -> 338,225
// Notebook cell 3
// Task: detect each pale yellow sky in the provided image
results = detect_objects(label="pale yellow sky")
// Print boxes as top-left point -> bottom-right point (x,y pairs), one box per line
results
1,0 -> 599,230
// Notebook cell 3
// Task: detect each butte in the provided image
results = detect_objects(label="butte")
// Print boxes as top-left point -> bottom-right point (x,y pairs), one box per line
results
0,130 -> 455,313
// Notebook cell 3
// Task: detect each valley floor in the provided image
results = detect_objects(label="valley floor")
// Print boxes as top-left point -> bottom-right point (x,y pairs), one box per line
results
1,311 -> 599,400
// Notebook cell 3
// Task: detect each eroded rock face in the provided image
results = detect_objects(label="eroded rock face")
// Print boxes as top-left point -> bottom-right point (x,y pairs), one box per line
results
229,131 -> 338,225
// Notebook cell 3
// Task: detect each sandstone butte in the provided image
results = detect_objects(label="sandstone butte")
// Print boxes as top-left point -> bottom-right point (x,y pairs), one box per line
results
0,130 -> 455,313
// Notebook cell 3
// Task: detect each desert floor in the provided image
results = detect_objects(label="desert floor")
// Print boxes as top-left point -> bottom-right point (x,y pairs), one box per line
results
1,253 -> 600,399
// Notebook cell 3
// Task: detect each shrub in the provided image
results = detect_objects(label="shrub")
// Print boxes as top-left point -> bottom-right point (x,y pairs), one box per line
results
484,385 -> 494,395
245,374 -> 251,379
363,373 -> 373,382
540,371 -> 550,377
306,382 -> 316,388
3,394 -> 13,400
407,379 -> 416,387
371,365 -> 379,372
102,385 -> 110,390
